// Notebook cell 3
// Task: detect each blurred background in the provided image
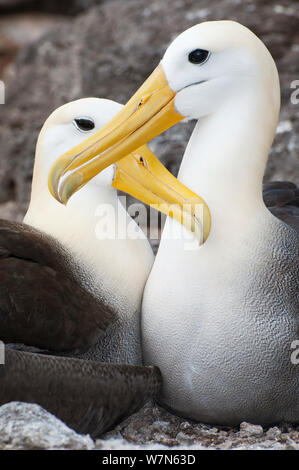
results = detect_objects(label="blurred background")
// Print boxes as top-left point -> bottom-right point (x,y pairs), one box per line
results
0,0 -> 298,224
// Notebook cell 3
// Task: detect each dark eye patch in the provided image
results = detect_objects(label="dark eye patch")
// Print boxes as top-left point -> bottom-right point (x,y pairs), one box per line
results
73,117 -> 95,132
188,49 -> 210,65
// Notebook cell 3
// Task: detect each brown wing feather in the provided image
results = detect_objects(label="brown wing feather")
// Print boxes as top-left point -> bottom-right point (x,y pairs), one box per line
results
0,220 -> 162,437
263,181 -> 299,233
1,348 -> 162,437
0,219 -> 116,353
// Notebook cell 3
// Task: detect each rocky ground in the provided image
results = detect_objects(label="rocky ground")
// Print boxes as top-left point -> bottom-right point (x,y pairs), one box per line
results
0,401 -> 298,450
0,0 -> 298,451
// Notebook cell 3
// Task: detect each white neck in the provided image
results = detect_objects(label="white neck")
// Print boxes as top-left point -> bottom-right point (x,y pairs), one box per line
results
164,78 -> 280,241
24,170 -> 154,314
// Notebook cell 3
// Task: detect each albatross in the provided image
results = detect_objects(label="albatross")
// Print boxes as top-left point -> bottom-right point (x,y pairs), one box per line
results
50,21 -> 298,426
0,97 -> 208,436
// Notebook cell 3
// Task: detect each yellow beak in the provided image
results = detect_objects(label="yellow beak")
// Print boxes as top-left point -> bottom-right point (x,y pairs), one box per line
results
48,64 -> 211,242
114,146 -> 211,243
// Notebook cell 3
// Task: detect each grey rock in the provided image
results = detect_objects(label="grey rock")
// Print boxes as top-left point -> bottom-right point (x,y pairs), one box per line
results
239,421 -> 264,438
0,0 -> 103,16
266,426 -> 282,439
0,401 -> 298,450
96,437 -> 207,450
0,402 -> 94,450
100,403 -> 299,450
0,13 -> 71,79
0,0 -> 298,218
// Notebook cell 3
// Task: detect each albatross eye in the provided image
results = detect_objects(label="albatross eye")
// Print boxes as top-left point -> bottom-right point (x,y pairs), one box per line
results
188,49 -> 210,65
73,117 -> 95,132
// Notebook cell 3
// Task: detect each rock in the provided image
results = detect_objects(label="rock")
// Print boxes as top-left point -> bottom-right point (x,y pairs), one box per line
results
99,403 -> 299,450
0,402 -> 94,450
0,0 -> 298,218
0,14 -> 70,79
0,401 -> 298,450
96,437 -> 207,450
239,421 -> 264,438
0,200 -> 24,221
0,36 -> 18,77
0,0 -> 102,16
266,426 -> 282,439
0,14 -> 69,51
0,0 -> 33,10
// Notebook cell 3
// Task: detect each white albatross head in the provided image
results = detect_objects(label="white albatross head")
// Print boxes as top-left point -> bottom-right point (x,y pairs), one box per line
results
161,20 -> 280,120
29,98 -> 121,205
